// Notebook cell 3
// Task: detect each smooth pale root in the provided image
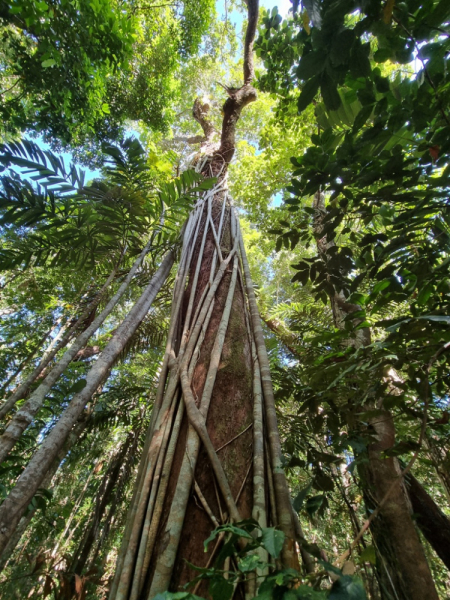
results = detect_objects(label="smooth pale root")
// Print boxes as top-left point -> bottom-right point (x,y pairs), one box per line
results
0,241 -> 150,463
239,231 -> 298,568
0,250 -> 174,556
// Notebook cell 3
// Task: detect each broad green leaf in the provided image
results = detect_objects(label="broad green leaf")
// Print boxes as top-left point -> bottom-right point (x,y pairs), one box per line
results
210,577 -> 233,600
69,379 -> 87,394
298,76 -> 321,113
261,527 -> 285,558
293,483 -> 312,512
320,74 -> 341,111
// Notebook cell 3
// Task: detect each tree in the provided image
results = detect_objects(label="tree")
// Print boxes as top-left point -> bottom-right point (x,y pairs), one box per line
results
1,0 -> 450,598
255,0 -> 450,598
0,0 -> 214,148
109,3 -> 308,597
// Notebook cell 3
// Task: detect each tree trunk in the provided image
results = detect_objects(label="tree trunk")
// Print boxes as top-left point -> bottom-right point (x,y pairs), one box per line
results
0,410 -> 91,571
358,411 -> 438,600
0,250 -> 174,556
0,318 -> 57,396
312,192 -> 438,600
425,436 -> 450,505
69,432 -> 135,577
406,471 -> 450,571
109,10 -> 307,593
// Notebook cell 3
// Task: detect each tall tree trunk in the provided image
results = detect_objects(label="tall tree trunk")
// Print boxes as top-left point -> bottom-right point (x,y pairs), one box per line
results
0,318 -> 57,396
109,5 -> 306,597
86,429 -> 141,574
0,250 -> 174,556
425,436 -> 450,505
312,192 -> 438,600
69,432 -> 136,577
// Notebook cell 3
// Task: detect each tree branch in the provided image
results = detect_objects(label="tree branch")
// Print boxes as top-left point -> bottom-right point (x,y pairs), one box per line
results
211,0 -> 259,169
192,98 -> 217,145
243,0 -> 259,84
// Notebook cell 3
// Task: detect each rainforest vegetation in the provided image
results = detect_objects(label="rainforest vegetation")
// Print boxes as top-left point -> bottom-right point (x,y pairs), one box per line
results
0,0 -> 449,598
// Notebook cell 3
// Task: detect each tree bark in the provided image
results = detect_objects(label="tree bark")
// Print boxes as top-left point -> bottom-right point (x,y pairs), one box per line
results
0,410 -> 91,571
69,432 -> 135,577
406,471 -> 450,571
0,265 -> 119,419
109,3 -> 307,596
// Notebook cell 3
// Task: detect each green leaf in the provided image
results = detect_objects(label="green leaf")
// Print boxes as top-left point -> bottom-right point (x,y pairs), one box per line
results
297,51 -> 327,80
359,545 -> 376,565
210,577 -> 233,600
416,283 -> 433,305
102,103 -> 111,114
238,553 -> 265,573
41,59 -> 56,68
313,472 -> 334,492
372,280 -> 391,294
69,379 -> 87,394
374,48 -> 391,63
320,74 -> 341,111
293,483 -> 312,512
261,527 -> 285,558
305,495 -> 325,517
298,76 -> 321,113
329,576 -> 367,600
204,524 -> 252,551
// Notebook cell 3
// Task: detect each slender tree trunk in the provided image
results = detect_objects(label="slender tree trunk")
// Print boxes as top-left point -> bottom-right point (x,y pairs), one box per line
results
0,244 -> 151,461
86,431 -> 141,574
312,192 -> 438,600
0,318 -> 56,396
405,471 -> 450,571
0,261 -> 122,420
0,250 -> 174,555
425,436 -> 450,505
70,432 -> 135,577
0,410 -> 91,571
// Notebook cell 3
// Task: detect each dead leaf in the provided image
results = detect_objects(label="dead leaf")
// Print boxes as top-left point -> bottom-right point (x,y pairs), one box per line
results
32,552 -> 46,573
343,560 -> 356,575
302,9 -> 311,34
429,145 -> 440,161
74,573 -> 83,598
94,461 -> 103,473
